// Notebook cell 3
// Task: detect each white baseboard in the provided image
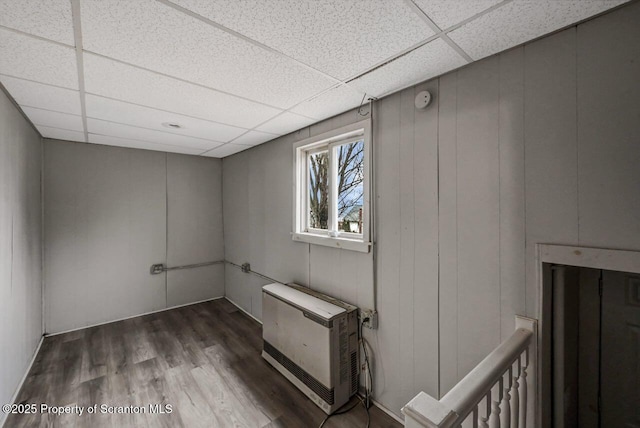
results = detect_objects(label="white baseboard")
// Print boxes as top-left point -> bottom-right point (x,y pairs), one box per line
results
1,336 -> 44,428
46,296 -> 226,337
224,296 -> 263,325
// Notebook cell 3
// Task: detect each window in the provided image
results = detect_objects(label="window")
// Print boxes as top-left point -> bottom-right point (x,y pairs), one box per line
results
293,119 -> 371,252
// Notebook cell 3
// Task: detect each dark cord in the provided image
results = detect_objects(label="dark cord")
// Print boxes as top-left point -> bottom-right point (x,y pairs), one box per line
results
317,396 -> 361,428
360,318 -> 374,401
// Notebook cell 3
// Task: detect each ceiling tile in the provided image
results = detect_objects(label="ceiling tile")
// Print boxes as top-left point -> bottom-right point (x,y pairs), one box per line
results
449,0 -> 629,60
172,0 -> 434,81
0,76 -> 81,114
81,0 -> 336,109
22,107 -> 83,132
202,143 -> 252,158
412,0 -> 503,30
350,38 -> 467,97
83,54 -> 281,129
291,85 -> 367,121
0,28 -> 78,89
87,118 -> 222,151
85,95 -> 246,143
256,112 -> 315,136
0,0 -> 74,45
232,130 -> 278,147
37,126 -> 85,143
89,134 -> 205,155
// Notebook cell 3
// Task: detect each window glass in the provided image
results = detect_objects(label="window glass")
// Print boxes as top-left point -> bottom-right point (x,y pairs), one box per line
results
336,140 -> 364,234
308,150 -> 329,230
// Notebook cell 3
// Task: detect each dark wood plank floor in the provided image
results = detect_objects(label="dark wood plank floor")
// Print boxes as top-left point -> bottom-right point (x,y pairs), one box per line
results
6,299 -> 401,428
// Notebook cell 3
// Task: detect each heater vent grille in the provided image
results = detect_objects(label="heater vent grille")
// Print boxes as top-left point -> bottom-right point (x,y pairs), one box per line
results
263,340 -> 335,405
350,351 -> 358,394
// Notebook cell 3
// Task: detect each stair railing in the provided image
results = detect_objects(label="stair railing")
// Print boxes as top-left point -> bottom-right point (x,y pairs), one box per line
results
403,316 -> 537,428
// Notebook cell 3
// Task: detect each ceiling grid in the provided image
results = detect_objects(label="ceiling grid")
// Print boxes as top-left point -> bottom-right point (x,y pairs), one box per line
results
0,0 -> 629,157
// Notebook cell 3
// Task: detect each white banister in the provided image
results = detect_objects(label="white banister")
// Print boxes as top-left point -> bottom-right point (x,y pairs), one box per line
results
510,373 -> 520,428
500,377 -> 511,428
403,316 -> 537,428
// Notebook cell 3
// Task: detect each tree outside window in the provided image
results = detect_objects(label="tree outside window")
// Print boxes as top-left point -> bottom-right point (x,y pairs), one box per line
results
308,140 -> 364,233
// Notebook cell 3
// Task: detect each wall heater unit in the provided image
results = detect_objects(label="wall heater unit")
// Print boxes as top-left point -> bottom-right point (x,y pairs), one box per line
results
262,283 -> 359,414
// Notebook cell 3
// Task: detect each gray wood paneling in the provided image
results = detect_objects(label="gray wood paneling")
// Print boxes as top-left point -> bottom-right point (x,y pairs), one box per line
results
437,71 -> 459,397
576,2 -> 640,251
409,79 -> 440,398
0,88 -> 42,424
167,266 -> 225,307
398,86 -> 416,404
524,28 -> 579,318
45,143 -> 226,333
166,154 -> 224,306
373,90 -> 403,412
222,151 -> 250,265
498,47 -> 526,340
45,142 -> 167,332
456,57 -> 502,382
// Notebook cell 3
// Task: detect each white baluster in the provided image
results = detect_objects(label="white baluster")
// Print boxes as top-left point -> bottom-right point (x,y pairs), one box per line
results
473,407 -> 479,428
479,392 -> 491,428
500,371 -> 512,428
511,362 -> 520,428
518,367 -> 528,428
489,399 -> 501,428
479,415 -> 490,428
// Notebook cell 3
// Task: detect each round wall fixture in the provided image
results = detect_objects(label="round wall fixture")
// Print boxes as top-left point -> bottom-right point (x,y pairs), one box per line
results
415,90 -> 432,110
162,122 -> 184,129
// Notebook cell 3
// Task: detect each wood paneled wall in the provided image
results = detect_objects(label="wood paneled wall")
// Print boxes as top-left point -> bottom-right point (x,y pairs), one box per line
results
44,143 -> 225,333
225,2 -> 640,419
0,88 -> 42,426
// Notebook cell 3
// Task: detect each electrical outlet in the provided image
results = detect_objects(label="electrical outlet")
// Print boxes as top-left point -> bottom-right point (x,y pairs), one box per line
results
361,309 -> 378,329
150,263 -> 165,275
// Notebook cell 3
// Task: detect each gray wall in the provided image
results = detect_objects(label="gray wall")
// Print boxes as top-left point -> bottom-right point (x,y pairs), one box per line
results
0,89 -> 42,424
222,2 -> 640,418
44,141 -> 224,333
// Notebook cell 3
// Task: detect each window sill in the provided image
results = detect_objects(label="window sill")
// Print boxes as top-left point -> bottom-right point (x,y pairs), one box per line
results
292,232 -> 371,253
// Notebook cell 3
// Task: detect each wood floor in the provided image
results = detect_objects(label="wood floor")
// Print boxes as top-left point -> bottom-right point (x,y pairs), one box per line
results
6,298 -> 401,428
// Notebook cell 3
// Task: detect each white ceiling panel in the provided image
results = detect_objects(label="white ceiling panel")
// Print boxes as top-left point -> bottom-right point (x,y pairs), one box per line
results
172,0 -> 434,81
22,107 -> 83,132
0,28 -> 78,89
87,118 -> 222,151
256,112 -> 315,136
89,134 -> 205,155
291,85 -> 367,121
0,0 -> 632,158
449,0 -> 628,60
202,143 -> 252,158
412,0 -> 503,30
83,54 -> 281,129
81,0 -> 336,109
85,95 -> 246,143
350,38 -> 467,98
232,130 -> 278,147
0,0 -> 75,45
37,126 -> 85,143
0,76 -> 81,115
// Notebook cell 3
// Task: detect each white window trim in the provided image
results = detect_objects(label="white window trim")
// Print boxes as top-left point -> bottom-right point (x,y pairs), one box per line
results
292,119 -> 371,253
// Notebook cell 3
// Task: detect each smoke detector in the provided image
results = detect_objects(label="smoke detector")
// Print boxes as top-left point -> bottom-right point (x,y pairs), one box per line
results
415,90 -> 432,110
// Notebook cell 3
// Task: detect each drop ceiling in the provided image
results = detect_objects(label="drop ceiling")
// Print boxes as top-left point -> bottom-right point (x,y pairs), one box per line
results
0,0 -> 628,158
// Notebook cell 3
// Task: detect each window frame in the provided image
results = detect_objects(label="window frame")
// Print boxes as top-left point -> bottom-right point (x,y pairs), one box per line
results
292,119 -> 371,253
